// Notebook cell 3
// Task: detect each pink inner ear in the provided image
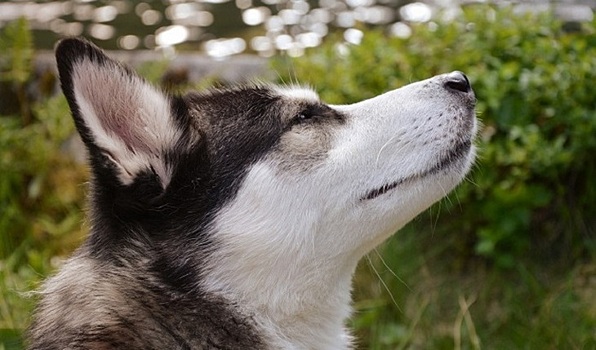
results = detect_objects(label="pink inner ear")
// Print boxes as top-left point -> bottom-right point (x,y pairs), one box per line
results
79,74 -> 150,152
78,69 -> 154,154
72,59 -> 180,187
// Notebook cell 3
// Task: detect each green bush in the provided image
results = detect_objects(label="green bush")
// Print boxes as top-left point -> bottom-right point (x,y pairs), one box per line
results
0,19 -> 87,348
277,6 -> 595,269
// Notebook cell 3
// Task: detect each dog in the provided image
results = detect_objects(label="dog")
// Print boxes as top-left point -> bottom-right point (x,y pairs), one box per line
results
28,38 -> 477,349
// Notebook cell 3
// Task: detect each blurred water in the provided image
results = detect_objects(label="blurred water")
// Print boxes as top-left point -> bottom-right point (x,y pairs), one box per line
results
0,0 -> 593,58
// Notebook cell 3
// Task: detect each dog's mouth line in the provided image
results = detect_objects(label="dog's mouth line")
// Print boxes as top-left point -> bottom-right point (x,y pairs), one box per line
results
360,140 -> 472,201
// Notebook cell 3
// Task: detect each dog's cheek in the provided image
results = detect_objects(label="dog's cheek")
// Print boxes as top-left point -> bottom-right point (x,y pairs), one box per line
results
272,127 -> 333,173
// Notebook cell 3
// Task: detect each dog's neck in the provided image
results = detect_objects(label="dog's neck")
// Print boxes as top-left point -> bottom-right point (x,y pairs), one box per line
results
198,163 -> 377,349
202,241 -> 359,349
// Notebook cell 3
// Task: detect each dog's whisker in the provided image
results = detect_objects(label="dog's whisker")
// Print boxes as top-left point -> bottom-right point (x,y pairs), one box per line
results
373,249 -> 411,292
366,255 -> 403,314
375,134 -> 401,168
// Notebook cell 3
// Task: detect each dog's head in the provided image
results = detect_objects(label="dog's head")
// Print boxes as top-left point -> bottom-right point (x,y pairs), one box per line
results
56,37 -> 476,299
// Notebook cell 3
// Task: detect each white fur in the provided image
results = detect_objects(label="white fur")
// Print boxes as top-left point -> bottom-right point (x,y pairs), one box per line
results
273,85 -> 320,103
203,75 -> 476,349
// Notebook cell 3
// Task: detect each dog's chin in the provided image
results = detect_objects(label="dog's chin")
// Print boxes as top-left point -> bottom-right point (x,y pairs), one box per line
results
360,140 -> 473,201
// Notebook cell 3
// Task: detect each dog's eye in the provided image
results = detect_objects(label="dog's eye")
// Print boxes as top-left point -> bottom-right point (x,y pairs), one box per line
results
294,111 -> 316,124
298,113 -> 311,121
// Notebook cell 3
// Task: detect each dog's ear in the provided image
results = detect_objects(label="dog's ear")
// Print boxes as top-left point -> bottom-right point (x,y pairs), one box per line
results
55,38 -> 180,189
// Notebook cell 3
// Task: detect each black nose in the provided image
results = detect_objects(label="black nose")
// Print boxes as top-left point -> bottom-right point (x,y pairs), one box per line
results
444,71 -> 471,93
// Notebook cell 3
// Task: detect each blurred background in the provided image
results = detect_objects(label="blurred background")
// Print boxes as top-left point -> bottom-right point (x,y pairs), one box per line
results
0,0 -> 594,349
0,0 -> 594,56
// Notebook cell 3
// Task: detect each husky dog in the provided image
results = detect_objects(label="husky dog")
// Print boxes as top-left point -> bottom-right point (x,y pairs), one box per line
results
28,38 -> 476,349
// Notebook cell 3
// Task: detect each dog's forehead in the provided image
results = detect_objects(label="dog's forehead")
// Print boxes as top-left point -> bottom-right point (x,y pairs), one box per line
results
183,85 -> 321,130
192,84 -> 320,103
187,85 -> 319,109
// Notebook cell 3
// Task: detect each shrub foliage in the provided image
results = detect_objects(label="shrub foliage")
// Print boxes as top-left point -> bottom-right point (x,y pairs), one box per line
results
0,19 -> 87,345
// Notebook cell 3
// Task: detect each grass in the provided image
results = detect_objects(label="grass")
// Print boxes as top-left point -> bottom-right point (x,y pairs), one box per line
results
350,218 -> 596,349
0,266 -> 35,350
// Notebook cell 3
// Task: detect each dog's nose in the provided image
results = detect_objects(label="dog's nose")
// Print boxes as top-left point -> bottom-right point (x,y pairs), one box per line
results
444,71 -> 471,93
